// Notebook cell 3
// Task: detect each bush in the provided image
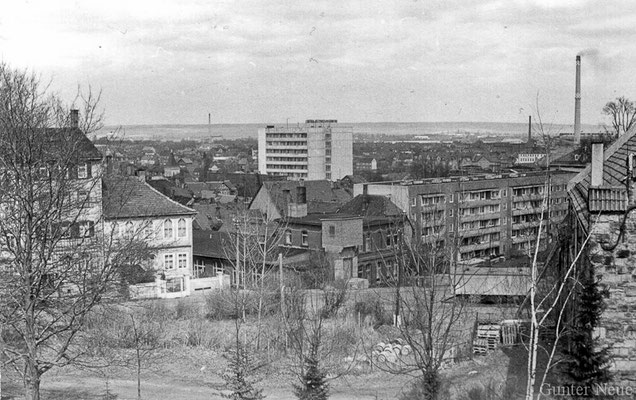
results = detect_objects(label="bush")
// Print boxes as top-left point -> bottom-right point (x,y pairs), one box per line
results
206,289 -> 281,320
354,298 -> 392,328
320,281 -> 347,319
457,380 -> 514,400
400,374 -> 450,400
174,298 -> 199,320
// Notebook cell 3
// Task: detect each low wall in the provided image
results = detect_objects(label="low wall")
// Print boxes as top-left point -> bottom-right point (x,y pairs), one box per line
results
191,274 -> 231,292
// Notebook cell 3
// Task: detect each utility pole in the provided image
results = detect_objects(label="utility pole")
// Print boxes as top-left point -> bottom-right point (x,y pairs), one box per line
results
279,253 -> 285,317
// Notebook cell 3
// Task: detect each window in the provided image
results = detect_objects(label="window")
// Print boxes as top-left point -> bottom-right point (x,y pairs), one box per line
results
124,221 -> 134,239
284,230 -> 292,245
79,221 -> 94,237
448,209 -> 453,217
177,218 -> 187,238
329,225 -> 336,237
78,190 -> 88,204
164,254 -> 174,269
301,230 -> 308,246
166,277 -> 183,293
178,253 -> 187,269
144,222 -> 154,239
364,234 -> 372,252
163,219 -> 173,239
77,163 -> 88,179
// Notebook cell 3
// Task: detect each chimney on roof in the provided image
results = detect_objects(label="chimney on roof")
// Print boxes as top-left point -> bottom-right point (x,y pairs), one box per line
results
591,142 -> 604,187
574,55 -> 582,145
70,109 -> 79,129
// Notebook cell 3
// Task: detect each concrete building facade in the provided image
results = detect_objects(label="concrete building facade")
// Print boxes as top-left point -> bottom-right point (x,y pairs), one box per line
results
258,119 -> 353,181
354,171 -> 576,263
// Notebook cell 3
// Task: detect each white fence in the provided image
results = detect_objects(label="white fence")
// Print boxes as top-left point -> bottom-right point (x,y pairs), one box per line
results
191,274 -> 230,292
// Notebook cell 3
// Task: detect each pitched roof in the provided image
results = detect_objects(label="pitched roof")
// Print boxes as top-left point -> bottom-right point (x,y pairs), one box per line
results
260,180 -> 351,217
39,127 -> 102,161
103,176 -> 196,220
337,194 -> 404,218
192,229 -> 234,259
568,129 -> 636,232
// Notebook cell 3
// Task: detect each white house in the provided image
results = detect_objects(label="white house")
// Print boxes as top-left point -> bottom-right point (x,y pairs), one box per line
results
103,177 -> 197,299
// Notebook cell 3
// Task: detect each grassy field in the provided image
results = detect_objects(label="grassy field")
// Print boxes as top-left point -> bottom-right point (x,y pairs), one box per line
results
1,292 -> 528,400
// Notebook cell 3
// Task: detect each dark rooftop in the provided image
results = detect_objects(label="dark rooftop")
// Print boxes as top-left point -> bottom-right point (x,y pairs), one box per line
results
103,177 -> 196,220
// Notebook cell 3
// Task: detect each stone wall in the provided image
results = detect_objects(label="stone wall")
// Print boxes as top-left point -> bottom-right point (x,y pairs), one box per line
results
588,213 -> 636,384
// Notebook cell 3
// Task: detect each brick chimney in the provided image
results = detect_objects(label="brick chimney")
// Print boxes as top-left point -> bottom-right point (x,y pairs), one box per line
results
591,142 -> 604,187
70,109 -> 79,129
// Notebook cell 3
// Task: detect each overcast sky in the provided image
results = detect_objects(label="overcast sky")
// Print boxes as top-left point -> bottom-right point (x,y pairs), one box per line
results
1,0 -> 635,126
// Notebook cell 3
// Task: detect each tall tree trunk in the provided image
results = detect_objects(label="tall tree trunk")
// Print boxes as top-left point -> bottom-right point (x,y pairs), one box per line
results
24,362 -> 41,400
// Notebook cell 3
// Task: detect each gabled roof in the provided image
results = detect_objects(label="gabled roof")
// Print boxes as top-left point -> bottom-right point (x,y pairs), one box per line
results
337,194 -> 404,218
42,127 -> 103,161
103,176 -> 196,220
568,129 -> 636,233
258,180 -> 351,217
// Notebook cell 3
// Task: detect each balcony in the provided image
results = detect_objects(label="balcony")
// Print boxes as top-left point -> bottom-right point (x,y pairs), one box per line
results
460,225 -> 501,236
459,241 -> 501,253
459,213 -> 502,223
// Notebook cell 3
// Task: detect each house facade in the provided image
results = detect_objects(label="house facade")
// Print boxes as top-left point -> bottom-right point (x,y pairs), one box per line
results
103,177 -> 197,299
257,119 -> 353,181
278,193 -> 407,286
354,171 -> 575,263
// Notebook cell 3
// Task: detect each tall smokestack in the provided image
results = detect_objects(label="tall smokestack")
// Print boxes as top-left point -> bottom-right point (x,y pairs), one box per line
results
208,113 -> 211,136
528,115 -> 532,143
574,55 -> 581,145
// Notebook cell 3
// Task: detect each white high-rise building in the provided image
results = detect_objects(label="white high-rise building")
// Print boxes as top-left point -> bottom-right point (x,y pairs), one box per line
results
258,119 -> 353,181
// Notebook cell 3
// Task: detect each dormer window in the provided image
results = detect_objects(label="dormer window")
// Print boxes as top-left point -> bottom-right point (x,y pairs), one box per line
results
77,163 -> 88,179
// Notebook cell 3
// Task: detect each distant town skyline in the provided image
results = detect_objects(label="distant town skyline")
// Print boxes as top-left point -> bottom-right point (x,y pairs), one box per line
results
2,0 -> 635,126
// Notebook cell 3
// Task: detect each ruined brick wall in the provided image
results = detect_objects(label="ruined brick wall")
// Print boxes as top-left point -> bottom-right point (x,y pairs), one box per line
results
588,213 -> 636,384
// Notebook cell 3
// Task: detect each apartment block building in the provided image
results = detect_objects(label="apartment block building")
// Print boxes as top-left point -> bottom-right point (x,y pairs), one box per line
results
257,119 -> 353,181
353,171 -> 576,262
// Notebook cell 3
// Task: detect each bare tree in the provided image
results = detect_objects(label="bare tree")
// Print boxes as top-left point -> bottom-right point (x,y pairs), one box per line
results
0,64 -> 149,400
370,236 -> 466,400
603,96 -> 636,137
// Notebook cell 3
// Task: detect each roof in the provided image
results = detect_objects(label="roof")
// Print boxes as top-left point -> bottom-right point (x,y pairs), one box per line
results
39,127 -> 102,161
337,194 -> 404,218
342,175 -> 368,185
103,176 -> 196,220
259,180 -> 351,217
193,229 -> 234,259
568,129 -> 636,233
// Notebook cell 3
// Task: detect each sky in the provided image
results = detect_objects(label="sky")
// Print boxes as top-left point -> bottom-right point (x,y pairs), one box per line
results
1,0 -> 636,126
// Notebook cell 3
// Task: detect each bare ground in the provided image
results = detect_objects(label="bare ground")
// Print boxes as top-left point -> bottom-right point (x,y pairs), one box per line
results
2,346 -> 518,400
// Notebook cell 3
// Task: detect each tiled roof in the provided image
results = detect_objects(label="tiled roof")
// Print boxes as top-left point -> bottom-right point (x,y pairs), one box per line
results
337,194 -> 404,217
103,177 -> 196,220
43,127 -> 103,160
260,180 -> 351,217
192,229 -> 234,259
568,128 -> 636,233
